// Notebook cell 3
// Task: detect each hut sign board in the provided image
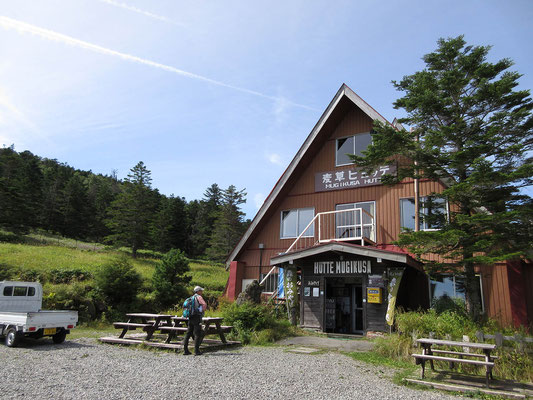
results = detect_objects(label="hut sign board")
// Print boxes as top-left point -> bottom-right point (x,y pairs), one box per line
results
313,260 -> 371,275
315,164 -> 396,192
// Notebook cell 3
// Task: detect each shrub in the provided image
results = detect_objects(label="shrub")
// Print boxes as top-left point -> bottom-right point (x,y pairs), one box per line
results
0,263 -> 16,280
48,268 -> 93,284
14,268 -> 43,282
152,249 -> 191,308
396,309 -> 477,340
42,282 -> 102,322
95,256 -> 142,307
431,295 -> 467,316
374,333 -> 413,361
222,301 -> 295,345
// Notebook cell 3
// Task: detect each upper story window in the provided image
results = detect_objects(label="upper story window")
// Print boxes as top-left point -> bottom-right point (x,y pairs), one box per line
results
400,196 -> 447,231
336,132 -> 372,166
335,201 -> 376,241
280,208 -> 315,239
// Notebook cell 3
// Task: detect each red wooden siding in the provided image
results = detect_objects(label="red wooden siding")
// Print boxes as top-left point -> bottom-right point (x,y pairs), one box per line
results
478,263 -> 513,326
238,107 -> 446,280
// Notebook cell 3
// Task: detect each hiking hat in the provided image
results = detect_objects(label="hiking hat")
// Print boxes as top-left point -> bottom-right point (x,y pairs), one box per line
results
194,286 -> 204,293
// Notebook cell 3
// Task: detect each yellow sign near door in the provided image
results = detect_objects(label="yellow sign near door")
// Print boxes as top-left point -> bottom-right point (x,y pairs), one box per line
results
367,287 -> 383,304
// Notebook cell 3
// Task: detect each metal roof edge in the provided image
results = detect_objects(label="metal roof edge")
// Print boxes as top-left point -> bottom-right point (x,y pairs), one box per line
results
269,243 -> 409,265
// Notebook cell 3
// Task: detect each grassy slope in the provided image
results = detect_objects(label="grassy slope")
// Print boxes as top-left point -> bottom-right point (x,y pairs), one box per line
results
0,243 -> 229,292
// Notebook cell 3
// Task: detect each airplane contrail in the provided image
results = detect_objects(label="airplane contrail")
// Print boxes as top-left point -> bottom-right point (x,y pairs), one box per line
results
97,0 -> 182,26
0,16 -> 317,111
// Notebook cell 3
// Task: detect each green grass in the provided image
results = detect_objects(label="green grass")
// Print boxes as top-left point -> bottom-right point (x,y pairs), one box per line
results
0,242 -> 229,287
187,262 -> 228,292
0,243 -> 156,279
347,351 -> 420,386
68,323 -> 116,339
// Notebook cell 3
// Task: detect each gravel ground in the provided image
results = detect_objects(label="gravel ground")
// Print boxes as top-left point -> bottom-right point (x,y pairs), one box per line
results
0,338 -> 460,400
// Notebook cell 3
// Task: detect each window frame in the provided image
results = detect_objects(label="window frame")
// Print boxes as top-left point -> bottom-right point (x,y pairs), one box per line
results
260,272 -> 279,294
280,207 -> 315,239
399,196 -> 449,232
335,201 -> 376,241
335,132 -> 372,167
428,274 -> 484,312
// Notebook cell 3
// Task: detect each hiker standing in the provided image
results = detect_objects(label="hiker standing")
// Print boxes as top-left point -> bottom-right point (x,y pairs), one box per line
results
183,286 -> 207,355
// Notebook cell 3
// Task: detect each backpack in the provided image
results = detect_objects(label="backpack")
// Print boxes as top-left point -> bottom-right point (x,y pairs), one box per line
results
183,294 -> 200,318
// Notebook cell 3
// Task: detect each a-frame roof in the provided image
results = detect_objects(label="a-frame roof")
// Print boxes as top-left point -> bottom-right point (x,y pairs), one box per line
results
226,84 -> 392,268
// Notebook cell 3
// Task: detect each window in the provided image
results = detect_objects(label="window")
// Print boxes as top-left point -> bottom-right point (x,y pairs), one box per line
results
241,279 -> 255,292
430,274 -> 484,311
400,196 -> 447,231
280,208 -> 314,239
28,287 -> 36,296
13,286 -> 27,296
335,201 -> 376,241
336,132 -> 372,166
260,273 -> 279,293
3,286 -> 13,296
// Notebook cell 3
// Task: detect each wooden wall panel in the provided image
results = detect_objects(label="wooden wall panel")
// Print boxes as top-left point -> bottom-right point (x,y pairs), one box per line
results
479,264 -> 513,325
524,264 -> 533,326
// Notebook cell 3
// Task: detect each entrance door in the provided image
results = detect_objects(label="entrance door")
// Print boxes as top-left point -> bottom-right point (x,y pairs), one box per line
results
325,278 -> 364,334
352,285 -> 364,333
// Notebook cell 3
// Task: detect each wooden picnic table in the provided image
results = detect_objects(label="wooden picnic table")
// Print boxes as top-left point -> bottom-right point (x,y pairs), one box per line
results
414,338 -> 497,388
113,313 -> 173,340
168,316 -> 231,344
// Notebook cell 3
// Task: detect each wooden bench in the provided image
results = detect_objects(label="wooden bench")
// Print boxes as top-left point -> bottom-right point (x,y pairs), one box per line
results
113,322 -> 154,339
413,338 -> 497,388
430,349 -> 498,359
204,325 -> 233,334
113,322 -> 152,329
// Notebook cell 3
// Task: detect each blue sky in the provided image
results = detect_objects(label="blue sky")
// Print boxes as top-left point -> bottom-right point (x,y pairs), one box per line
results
0,0 -> 532,218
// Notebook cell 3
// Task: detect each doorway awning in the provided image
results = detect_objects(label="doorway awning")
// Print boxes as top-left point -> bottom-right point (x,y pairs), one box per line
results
270,242 -> 421,269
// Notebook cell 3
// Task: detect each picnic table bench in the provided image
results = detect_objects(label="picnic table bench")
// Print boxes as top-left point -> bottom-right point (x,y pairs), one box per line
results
102,313 -> 238,352
413,338 -> 497,388
114,313 -> 173,340
168,317 -> 231,344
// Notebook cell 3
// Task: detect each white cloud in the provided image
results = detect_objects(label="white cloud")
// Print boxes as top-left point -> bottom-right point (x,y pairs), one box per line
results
254,193 -> 266,210
0,16 -> 317,111
267,152 -> 284,166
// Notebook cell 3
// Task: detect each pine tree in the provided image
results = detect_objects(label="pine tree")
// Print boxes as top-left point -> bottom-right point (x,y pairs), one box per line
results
185,184 -> 223,258
207,185 -> 247,262
351,36 -> 533,319
152,249 -> 191,307
61,173 -> 91,239
151,195 -> 188,252
106,162 -> 158,258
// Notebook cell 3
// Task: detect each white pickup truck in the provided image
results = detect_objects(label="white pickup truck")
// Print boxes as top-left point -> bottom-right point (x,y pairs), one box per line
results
0,281 -> 78,347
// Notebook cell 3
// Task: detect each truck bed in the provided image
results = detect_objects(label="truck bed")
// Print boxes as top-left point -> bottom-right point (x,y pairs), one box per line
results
0,310 -> 78,332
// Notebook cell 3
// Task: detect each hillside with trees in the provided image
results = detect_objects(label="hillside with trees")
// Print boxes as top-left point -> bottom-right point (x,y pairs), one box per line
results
0,146 -> 250,262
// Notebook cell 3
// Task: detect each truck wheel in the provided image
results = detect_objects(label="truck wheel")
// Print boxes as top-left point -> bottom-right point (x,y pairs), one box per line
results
52,330 -> 67,344
5,328 -> 21,347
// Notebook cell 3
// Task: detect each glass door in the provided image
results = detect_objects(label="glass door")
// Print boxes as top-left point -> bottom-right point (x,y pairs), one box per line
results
352,285 -> 364,333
